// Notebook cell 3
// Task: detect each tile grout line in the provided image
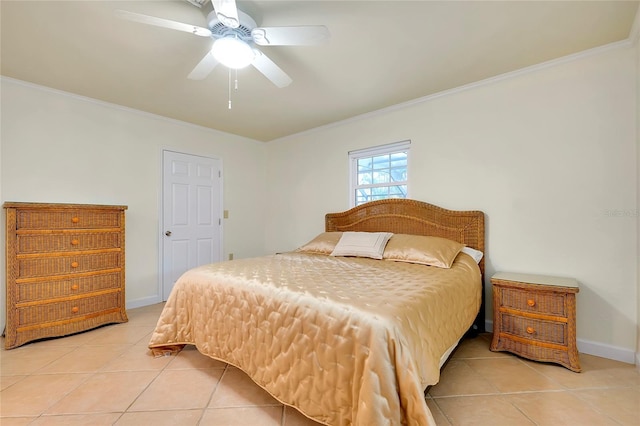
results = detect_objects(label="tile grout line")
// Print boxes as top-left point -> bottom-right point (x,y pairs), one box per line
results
103,337 -> 154,424
195,358 -> 230,425
429,393 -> 454,426
118,340 -> 183,419
566,388 -> 627,426
2,342 -> 99,421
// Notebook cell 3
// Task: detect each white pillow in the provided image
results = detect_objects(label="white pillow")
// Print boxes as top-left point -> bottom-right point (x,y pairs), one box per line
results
460,246 -> 484,264
330,232 -> 394,260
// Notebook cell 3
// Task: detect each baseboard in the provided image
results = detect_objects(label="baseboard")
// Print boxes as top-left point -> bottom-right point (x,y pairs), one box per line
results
577,338 -> 636,364
484,320 -> 636,365
126,295 -> 163,310
485,319 -> 494,333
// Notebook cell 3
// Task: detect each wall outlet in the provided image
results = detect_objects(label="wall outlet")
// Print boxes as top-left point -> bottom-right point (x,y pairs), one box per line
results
223,210 -> 229,219
228,253 -> 234,260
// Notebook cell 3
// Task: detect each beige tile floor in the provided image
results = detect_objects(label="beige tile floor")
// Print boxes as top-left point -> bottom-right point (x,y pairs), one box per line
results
1,303 -> 638,425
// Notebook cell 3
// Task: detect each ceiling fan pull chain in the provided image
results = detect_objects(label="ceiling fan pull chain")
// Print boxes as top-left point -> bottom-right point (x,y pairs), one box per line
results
228,68 -> 232,110
228,69 -> 239,110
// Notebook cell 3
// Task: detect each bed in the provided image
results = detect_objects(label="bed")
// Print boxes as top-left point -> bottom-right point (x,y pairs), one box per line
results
149,199 -> 485,425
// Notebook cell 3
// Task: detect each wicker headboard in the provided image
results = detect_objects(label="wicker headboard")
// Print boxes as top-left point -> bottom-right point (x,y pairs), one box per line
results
325,198 -> 485,276
325,198 -> 486,332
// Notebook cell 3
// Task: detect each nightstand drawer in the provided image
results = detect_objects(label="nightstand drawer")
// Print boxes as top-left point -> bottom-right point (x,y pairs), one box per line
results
500,287 -> 567,317
501,313 -> 567,345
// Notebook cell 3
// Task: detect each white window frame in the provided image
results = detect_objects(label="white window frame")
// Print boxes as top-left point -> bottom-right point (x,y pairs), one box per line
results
348,140 -> 410,208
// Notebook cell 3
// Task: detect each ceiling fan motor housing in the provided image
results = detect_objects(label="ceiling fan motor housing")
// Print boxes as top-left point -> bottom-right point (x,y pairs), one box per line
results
207,10 -> 256,42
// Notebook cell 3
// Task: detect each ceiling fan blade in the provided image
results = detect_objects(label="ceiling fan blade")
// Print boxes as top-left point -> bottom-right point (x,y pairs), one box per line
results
251,50 -> 292,88
211,0 -> 239,28
115,10 -> 211,37
187,52 -> 220,80
251,26 -> 330,46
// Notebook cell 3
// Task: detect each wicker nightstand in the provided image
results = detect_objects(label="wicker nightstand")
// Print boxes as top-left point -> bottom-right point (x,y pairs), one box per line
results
490,272 -> 581,372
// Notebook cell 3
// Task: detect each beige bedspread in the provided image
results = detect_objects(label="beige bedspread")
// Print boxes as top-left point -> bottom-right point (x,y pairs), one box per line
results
149,252 -> 481,425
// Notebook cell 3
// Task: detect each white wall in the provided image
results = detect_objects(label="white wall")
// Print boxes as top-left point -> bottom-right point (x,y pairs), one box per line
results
266,44 -> 638,362
0,78 -> 268,328
635,12 -> 640,368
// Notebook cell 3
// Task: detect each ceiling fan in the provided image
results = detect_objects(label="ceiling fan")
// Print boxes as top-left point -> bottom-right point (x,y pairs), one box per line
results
116,0 -> 330,88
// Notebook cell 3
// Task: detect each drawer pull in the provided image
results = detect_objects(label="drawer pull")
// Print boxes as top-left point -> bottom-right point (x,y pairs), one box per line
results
527,299 -> 536,307
71,284 -> 79,291
71,306 -> 79,314
71,261 -> 79,268
71,217 -> 80,223
526,326 -> 535,334
71,239 -> 80,246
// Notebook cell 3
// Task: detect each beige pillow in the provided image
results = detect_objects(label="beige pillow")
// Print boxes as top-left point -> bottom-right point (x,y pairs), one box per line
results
330,232 -> 393,259
383,234 -> 464,268
296,232 -> 343,255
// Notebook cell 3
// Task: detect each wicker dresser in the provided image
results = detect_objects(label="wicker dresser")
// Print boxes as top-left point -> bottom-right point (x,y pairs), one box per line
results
490,272 -> 581,372
4,202 -> 128,349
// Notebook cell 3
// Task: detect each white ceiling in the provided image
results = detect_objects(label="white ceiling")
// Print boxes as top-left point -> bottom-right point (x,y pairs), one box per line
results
1,1 -> 638,142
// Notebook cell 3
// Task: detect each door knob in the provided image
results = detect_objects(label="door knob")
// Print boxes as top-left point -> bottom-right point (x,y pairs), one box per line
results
165,231 -> 172,236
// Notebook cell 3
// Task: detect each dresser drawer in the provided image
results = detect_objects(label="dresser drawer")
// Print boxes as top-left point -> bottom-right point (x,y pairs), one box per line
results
500,287 -> 567,317
17,291 -> 123,327
16,209 -> 122,230
501,313 -> 567,345
18,252 -> 121,279
17,232 -> 122,254
15,272 -> 122,303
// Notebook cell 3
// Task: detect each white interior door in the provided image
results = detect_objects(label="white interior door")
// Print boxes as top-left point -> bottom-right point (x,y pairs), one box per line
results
162,150 -> 222,300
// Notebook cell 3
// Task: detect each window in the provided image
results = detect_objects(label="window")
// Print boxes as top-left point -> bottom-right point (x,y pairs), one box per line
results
349,140 -> 410,207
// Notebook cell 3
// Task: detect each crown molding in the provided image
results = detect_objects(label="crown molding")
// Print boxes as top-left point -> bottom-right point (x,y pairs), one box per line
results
272,38 -> 633,143
0,76 -> 262,145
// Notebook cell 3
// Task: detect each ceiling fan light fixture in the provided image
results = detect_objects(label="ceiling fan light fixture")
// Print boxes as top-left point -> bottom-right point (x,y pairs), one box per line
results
211,36 -> 254,69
